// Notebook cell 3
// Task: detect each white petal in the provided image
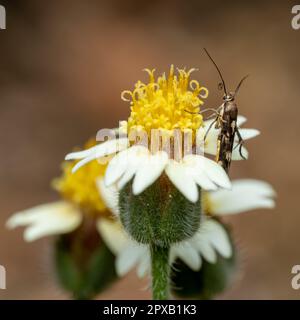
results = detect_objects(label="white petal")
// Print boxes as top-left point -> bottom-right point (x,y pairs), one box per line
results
238,128 -> 260,141
203,117 -> 217,128
183,155 -> 219,191
6,201 -> 82,242
68,138 -> 129,173
117,166 -> 136,190
197,121 -> 219,156
106,146 -> 150,190
237,115 -> 247,126
65,144 -> 103,160
232,145 -> 249,160
231,128 -> 259,161
191,234 -> 217,263
197,118 -> 217,141
202,157 -> 231,189
232,179 -> 276,197
132,151 -> 168,195
96,179 -> 120,216
179,219 -> 232,265
104,149 -> 131,186
196,125 -> 206,143
201,219 -> 232,258
193,171 -> 218,191
7,209 -> 41,227
136,249 -> 151,278
96,218 -> 128,255
208,179 -> 276,215
116,242 -> 147,276
204,135 -> 218,156
172,242 -> 202,271
65,138 -> 128,160
165,160 -> 199,203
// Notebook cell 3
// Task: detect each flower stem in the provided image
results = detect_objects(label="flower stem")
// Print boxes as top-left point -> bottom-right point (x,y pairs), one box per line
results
150,244 -> 170,300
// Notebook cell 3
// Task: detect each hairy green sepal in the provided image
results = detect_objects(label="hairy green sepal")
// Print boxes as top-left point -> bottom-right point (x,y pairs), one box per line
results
119,177 -> 202,246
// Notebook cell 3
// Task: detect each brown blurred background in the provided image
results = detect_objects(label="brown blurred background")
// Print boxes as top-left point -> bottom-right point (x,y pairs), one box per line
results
0,0 -> 299,299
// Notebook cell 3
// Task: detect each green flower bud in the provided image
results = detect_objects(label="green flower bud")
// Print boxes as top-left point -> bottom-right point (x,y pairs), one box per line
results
119,175 -> 202,247
54,218 -> 117,300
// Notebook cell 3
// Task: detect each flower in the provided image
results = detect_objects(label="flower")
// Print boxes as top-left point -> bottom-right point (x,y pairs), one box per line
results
66,67 -> 235,203
96,179 -> 276,277
5,140 -> 126,299
6,140 -> 111,241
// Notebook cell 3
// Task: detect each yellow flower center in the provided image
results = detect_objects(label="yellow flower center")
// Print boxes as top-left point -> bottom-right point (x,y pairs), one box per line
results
121,65 -> 208,140
53,139 -> 109,217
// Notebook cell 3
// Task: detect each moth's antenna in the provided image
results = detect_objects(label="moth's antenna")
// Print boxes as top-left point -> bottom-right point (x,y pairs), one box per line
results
234,75 -> 249,97
204,48 -> 227,95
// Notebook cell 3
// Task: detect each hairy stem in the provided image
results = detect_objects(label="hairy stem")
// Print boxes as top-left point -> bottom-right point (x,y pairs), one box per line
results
151,244 -> 170,300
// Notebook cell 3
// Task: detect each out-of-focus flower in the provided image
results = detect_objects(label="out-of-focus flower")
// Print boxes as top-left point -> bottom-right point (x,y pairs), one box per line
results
7,140 -> 110,241
6,140 -> 119,299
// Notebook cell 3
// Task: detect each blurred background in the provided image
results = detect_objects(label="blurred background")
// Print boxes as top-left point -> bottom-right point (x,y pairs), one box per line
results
0,0 -> 299,299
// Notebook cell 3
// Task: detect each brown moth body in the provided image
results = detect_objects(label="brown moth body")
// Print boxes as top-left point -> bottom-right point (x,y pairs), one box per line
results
215,97 -> 238,173
203,49 -> 248,173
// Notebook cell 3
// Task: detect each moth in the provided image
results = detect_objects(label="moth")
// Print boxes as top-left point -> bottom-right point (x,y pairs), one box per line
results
203,48 -> 248,173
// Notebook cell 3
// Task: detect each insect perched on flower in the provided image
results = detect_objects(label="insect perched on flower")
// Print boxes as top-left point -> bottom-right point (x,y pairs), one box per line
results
202,49 -> 251,173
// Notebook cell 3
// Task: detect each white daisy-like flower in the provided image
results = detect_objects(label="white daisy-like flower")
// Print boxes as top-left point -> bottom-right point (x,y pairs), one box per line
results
97,178 -> 275,277
65,67 -> 257,203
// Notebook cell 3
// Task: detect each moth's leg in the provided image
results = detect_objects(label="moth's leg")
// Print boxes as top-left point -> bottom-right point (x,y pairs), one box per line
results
185,108 -> 217,115
205,112 -> 219,120
185,108 -> 220,124
201,105 -> 223,117
217,105 -> 223,112
200,108 -> 219,114
203,107 -> 224,122
233,126 -> 244,149
235,127 -> 247,160
203,105 -> 223,113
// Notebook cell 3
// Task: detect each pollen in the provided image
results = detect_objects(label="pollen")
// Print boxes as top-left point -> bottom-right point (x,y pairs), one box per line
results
53,139 -> 108,216
121,66 -> 208,139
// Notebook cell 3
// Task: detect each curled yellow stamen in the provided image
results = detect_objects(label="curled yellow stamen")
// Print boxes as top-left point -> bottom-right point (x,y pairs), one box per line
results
122,66 -> 208,140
